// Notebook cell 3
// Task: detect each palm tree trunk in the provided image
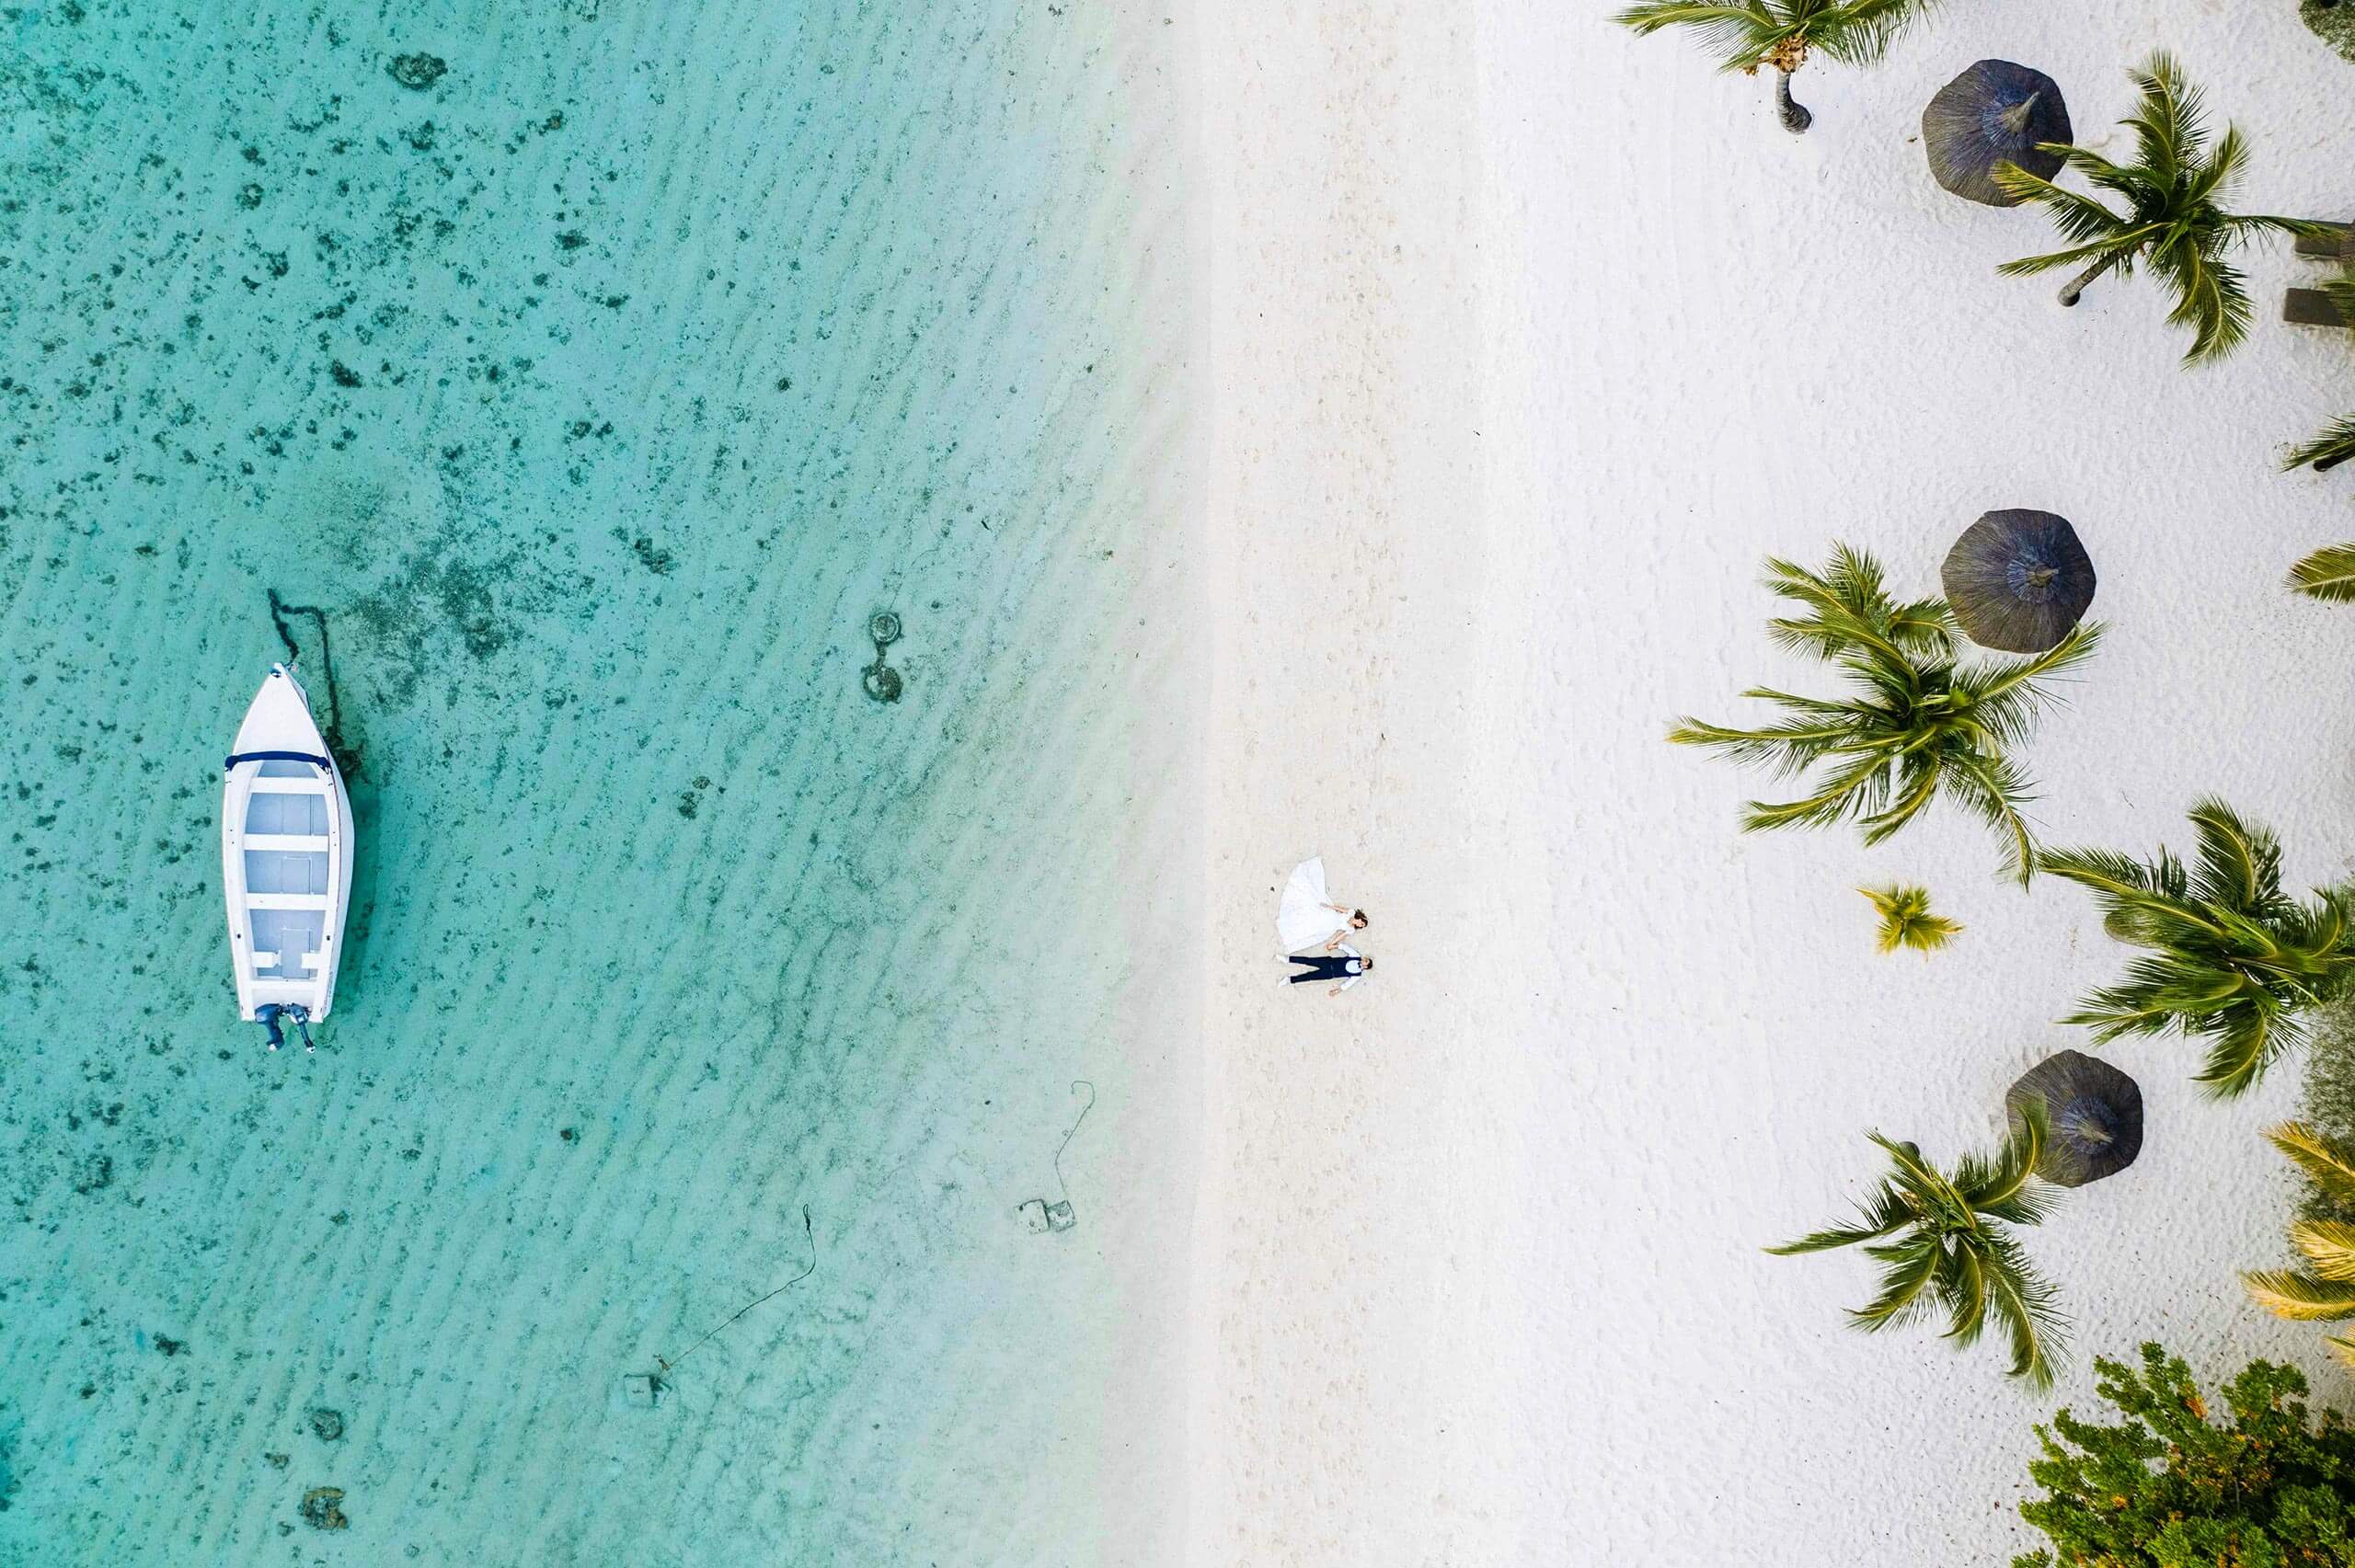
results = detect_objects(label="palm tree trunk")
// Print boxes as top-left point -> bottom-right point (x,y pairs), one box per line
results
2057,258 -> 2108,308
1775,69 -> 1812,135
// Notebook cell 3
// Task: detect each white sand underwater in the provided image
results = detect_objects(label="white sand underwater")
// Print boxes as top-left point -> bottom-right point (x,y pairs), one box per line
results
1,3 -> 1197,1562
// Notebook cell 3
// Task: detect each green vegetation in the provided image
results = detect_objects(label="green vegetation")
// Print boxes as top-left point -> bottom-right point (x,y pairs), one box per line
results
2290,413 -> 2355,476
2243,1122 -> 2355,1365
2039,798 -> 2355,1097
2290,543 -> 2355,601
2303,997 -> 2355,1211
1766,1106 -> 2062,1387
1997,53 -> 2324,363
2012,1345 -> 2355,1568
1608,0 -> 1943,134
1669,546 -> 2099,885
1859,884 -> 1960,954
2307,0 -> 2355,66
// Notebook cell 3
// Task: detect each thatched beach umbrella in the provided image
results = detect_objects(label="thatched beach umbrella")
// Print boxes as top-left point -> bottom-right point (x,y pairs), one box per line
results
1923,61 -> 2071,208
2007,1049 -> 2142,1187
1941,509 -> 2096,654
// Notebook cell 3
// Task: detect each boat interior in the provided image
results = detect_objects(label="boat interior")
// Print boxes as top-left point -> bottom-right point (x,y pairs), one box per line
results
242,761 -> 331,981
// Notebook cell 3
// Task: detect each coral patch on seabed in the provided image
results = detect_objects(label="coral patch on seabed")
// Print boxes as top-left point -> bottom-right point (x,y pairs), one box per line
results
386,52 -> 447,89
299,1486 -> 348,1530
862,610 -> 905,703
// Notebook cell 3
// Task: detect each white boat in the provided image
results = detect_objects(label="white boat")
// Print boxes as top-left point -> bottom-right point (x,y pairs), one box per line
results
221,663 -> 354,1051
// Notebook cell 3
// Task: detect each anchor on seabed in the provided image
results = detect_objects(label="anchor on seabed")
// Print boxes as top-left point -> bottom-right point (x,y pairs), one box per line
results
257,1001 -> 316,1054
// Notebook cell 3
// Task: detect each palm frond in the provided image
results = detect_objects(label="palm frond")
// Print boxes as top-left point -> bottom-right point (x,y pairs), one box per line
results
2182,122 -> 2247,207
1850,1232 -> 1946,1331
1609,2 -> 1782,71
1960,1102 -> 2044,1212
1995,236 -> 2140,280
1991,162 -> 2137,246
2290,542 -> 2355,599
1981,1228 -> 2065,1390
2244,1266 -> 2355,1322
2035,845 -> 2158,900
2193,996 -> 2298,1098
1953,622 -> 2103,716
2122,52 -> 2203,183
2285,426 -> 2355,479
2186,796 -> 2271,911
1940,1244 -> 1988,1346
1932,748 -> 2036,886
1764,1179 -> 1913,1254
2265,1123 -> 2355,1205
1857,757 -> 1942,844
1803,0 -> 1940,67
2291,1219 -> 2355,1283
2150,238 -> 2252,365
1667,713 -> 1864,773
1739,749 -> 1898,835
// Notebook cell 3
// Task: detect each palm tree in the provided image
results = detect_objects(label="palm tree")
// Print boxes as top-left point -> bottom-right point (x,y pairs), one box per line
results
2039,800 -> 2355,1097
2242,1122 -> 2355,1367
1669,545 -> 2100,885
1995,53 -> 2326,364
1860,884 -> 1961,954
1610,0 -> 1943,135
1768,1106 -> 2064,1388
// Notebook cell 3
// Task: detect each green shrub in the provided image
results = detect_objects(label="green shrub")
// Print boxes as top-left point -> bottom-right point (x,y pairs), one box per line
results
2012,1343 -> 2355,1567
2308,1 -> 2355,67
2303,993 -> 2355,1227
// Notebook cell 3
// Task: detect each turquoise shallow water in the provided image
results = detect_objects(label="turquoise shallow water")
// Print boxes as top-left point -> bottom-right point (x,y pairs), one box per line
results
0,3 -> 1197,1562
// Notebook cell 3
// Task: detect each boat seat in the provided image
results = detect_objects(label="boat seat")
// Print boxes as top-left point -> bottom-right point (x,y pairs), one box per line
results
299,950 -> 326,973
245,775 -> 329,795
242,832 -> 330,852
246,892 -> 331,910
250,951 -> 281,969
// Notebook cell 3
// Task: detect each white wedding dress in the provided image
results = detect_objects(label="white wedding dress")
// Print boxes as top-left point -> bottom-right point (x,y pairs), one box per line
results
1277,856 -> 1350,953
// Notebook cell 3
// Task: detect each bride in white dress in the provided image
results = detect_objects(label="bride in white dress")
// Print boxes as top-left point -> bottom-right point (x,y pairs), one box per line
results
1276,856 -> 1368,953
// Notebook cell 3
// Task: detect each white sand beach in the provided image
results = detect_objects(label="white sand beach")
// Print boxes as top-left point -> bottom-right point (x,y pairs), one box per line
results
1195,2 -> 2355,1562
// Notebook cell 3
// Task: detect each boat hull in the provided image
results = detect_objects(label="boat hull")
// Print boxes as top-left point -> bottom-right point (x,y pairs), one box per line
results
221,665 -> 354,1024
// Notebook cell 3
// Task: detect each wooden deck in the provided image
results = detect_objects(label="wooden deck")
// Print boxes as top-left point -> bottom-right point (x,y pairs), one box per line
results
2285,287 -> 2353,328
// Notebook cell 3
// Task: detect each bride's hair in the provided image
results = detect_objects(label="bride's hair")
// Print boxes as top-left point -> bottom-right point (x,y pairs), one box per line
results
1351,910 -> 1369,927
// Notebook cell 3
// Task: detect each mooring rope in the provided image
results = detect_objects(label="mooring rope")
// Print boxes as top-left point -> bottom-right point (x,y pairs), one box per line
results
1053,1081 -> 1097,1201
266,589 -> 360,777
655,1204 -> 818,1378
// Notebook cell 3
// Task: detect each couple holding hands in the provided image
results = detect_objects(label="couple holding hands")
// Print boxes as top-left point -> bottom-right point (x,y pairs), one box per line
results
1277,856 -> 1372,997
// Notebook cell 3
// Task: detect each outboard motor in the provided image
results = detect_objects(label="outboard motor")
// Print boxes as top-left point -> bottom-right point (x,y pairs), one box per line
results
256,1003 -> 316,1054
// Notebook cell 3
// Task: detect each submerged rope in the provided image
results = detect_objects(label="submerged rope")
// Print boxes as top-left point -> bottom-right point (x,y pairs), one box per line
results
1053,1081 -> 1096,1201
267,589 -> 362,778
655,1205 -> 818,1379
